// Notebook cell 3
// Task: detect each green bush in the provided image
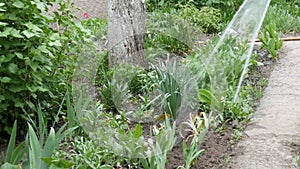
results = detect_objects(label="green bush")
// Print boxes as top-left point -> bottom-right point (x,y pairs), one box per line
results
146,0 -> 243,26
179,4 -> 221,33
0,0 -> 91,135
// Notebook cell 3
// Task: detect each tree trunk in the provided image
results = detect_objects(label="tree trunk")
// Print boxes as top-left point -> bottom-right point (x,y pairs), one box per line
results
108,0 -> 147,68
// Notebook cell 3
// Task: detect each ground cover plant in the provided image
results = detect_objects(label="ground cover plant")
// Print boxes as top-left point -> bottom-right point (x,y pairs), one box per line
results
0,0 -> 298,168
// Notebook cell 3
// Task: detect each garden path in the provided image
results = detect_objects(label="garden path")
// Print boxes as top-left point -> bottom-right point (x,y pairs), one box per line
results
228,41 -> 300,169
71,0 -> 107,19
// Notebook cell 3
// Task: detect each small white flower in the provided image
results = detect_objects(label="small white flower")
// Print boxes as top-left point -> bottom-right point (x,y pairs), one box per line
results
152,125 -> 159,135
116,114 -> 121,119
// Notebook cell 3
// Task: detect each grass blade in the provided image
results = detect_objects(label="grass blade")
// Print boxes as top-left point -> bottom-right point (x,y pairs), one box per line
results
5,121 -> 17,163
28,123 -> 43,169
11,141 -> 26,165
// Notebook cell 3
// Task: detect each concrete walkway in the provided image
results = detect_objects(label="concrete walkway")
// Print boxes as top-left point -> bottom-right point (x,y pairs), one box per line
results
229,41 -> 300,169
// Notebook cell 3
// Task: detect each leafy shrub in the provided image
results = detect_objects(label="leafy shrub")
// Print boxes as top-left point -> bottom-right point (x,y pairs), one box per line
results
0,0 -> 91,135
146,0 -> 187,12
62,137 -> 117,169
146,0 -> 243,25
179,4 -> 221,33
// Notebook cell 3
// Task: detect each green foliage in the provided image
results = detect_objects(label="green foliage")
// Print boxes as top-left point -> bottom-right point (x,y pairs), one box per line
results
270,0 -> 300,17
68,137 -> 116,169
222,86 -> 254,124
155,65 -> 181,120
263,5 -> 300,33
297,155 -> 300,167
129,69 -> 157,95
81,18 -> 108,40
146,0 -> 243,26
181,138 -> 205,169
259,23 -> 283,58
66,92 -> 77,130
198,89 -> 222,112
140,118 -> 176,169
22,106 -> 76,169
146,0 -> 187,12
179,113 -> 207,169
0,0 -> 91,134
179,4 -> 221,33
1,105 -> 76,169
1,121 -> 26,166
146,11 -> 199,54
0,162 -> 19,169
42,157 -> 74,169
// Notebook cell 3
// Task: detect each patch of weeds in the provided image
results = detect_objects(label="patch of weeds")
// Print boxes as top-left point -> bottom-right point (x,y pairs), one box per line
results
264,5 -> 300,33
140,117 -> 177,169
52,136 -> 119,169
225,156 -> 231,165
233,129 -> 243,142
222,86 -> 253,125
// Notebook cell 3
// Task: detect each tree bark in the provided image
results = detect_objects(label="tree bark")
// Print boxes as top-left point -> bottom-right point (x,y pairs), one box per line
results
108,0 -> 147,68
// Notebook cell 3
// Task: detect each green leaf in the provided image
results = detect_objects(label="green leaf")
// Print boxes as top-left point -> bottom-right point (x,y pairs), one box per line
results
5,121 -> 17,163
0,27 -> 12,37
1,77 -> 11,83
42,158 -> 74,169
48,165 -> 63,169
24,22 -> 43,32
3,54 -> 14,63
0,162 -> 19,169
8,63 -> 18,74
198,89 -> 221,110
27,61 -> 39,71
198,89 -> 213,104
28,124 -> 44,169
11,142 -> 26,165
12,1 -> 24,8
0,22 -> 8,26
99,165 -> 114,169
14,101 -> 24,108
0,3 -> 5,7
48,40 -> 62,47
49,33 -> 60,41
32,1 -> 45,11
22,30 -> 36,38
10,29 -> 23,38
15,53 -> 23,59
43,128 -> 56,158
133,123 -> 143,138
9,85 -> 26,93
